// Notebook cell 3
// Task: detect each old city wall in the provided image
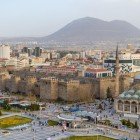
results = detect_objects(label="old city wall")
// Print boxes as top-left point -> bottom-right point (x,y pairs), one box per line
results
40,79 -> 48,100
92,80 -> 100,99
10,76 -> 21,93
78,83 -> 94,102
0,73 -> 10,91
25,76 -> 37,94
66,80 -> 79,102
99,77 -> 116,99
119,76 -> 131,92
50,79 -> 58,100
98,76 -> 131,99
40,78 -> 58,101
58,82 -> 67,101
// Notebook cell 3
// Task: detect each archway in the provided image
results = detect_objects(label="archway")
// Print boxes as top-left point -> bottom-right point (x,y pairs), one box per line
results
124,101 -> 130,112
131,101 -> 137,114
118,100 -> 123,111
138,103 -> 140,113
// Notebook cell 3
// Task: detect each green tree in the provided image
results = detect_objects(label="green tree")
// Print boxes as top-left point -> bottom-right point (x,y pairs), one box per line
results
29,103 -> 40,111
127,119 -> 131,127
134,121 -> 139,130
3,100 -> 11,111
0,110 -> 2,116
98,104 -> 103,110
106,87 -> 111,98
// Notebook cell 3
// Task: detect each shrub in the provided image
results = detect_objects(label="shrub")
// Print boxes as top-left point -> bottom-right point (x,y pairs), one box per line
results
2,100 -> 11,111
0,110 -> 2,116
121,119 -> 136,129
134,121 -> 139,130
29,103 -> 40,111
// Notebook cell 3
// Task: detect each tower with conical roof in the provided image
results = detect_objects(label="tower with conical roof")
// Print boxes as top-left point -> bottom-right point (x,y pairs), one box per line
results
114,44 -> 120,98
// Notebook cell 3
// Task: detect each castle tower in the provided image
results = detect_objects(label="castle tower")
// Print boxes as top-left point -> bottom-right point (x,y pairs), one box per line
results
11,75 -> 21,93
25,76 -> 37,94
114,45 -> 120,98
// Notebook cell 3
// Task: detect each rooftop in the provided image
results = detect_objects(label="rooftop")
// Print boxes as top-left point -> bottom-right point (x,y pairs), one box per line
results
119,89 -> 140,100
86,68 -> 109,73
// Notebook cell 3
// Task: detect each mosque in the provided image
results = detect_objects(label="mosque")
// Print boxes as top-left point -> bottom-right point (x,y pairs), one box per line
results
114,45 -> 140,118
115,74 -> 140,118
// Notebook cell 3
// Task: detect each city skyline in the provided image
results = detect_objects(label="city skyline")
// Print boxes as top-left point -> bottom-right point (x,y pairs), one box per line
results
0,0 -> 140,37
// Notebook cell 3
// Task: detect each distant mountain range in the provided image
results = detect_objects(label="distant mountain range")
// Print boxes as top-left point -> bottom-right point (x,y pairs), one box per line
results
42,17 -> 140,43
1,17 -> 140,43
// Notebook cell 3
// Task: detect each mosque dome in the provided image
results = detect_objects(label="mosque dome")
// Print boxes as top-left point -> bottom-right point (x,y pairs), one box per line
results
134,74 -> 140,80
132,95 -> 139,99
127,89 -> 135,94
119,89 -> 140,100
126,94 -> 131,98
135,90 -> 140,95
119,93 -> 125,98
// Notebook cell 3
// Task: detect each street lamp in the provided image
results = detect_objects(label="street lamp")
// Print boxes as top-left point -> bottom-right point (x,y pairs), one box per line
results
39,104 -> 42,118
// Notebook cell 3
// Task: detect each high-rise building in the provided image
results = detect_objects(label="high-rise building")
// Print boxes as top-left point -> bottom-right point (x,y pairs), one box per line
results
22,47 -> 32,56
0,45 -> 10,59
27,48 -> 32,56
34,47 -> 41,57
22,47 -> 28,53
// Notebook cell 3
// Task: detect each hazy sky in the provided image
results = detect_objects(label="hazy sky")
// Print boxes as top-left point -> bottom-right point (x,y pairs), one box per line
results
0,0 -> 140,37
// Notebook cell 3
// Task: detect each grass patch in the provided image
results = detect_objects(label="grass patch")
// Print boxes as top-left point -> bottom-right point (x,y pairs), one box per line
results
0,115 -> 32,128
48,120 -> 58,126
62,135 -> 116,140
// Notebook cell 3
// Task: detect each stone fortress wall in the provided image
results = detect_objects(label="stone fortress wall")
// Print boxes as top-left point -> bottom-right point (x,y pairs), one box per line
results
0,71 -> 133,102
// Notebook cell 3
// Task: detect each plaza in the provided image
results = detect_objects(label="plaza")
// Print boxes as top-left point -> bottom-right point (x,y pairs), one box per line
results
0,99 -> 139,140
0,90 -> 140,140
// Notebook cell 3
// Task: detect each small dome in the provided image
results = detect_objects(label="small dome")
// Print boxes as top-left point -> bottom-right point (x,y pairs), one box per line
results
134,74 -> 140,80
135,90 -> 140,95
128,89 -> 135,93
126,94 -> 131,98
119,93 -> 125,98
133,95 -> 139,99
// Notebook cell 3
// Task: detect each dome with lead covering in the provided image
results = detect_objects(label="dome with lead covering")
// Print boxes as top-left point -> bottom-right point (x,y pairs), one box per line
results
119,89 -> 140,100
132,95 -> 139,99
134,74 -> 140,80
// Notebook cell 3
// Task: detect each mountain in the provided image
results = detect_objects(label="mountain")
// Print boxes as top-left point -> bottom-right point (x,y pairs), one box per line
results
41,17 -> 140,43
1,17 -> 140,43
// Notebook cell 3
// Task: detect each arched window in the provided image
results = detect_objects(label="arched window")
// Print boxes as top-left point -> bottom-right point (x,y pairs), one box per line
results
131,101 -> 137,114
138,102 -> 140,113
124,101 -> 130,112
118,100 -> 123,111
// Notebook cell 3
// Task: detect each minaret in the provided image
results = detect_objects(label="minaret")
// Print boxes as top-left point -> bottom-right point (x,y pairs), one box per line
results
114,45 -> 119,98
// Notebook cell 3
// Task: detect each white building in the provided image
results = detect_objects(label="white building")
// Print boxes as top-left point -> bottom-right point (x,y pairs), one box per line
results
104,49 -> 140,74
80,51 -> 86,58
0,45 -> 10,59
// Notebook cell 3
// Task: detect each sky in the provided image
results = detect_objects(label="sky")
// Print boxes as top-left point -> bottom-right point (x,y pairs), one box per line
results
0,0 -> 140,37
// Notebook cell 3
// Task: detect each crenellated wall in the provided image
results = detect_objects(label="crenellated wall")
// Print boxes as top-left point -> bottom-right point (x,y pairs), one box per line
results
0,70 -> 132,102
40,78 -> 95,102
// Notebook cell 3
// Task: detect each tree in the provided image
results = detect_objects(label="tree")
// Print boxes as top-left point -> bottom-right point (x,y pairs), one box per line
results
127,119 -> 131,127
121,119 -> 126,125
106,87 -> 111,98
134,121 -> 139,130
29,103 -> 40,111
98,104 -> 103,110
0,110 -> 2,116
3,100 -> 11,111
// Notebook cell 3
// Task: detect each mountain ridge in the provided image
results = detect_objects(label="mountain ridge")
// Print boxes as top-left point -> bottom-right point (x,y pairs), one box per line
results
41,17 -> 140,43
1,17 -> 140,43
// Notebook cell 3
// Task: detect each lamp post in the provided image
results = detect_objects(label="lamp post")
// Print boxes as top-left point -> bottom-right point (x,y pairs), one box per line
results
33,129 -> 35,140
39,104 -> 42,118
